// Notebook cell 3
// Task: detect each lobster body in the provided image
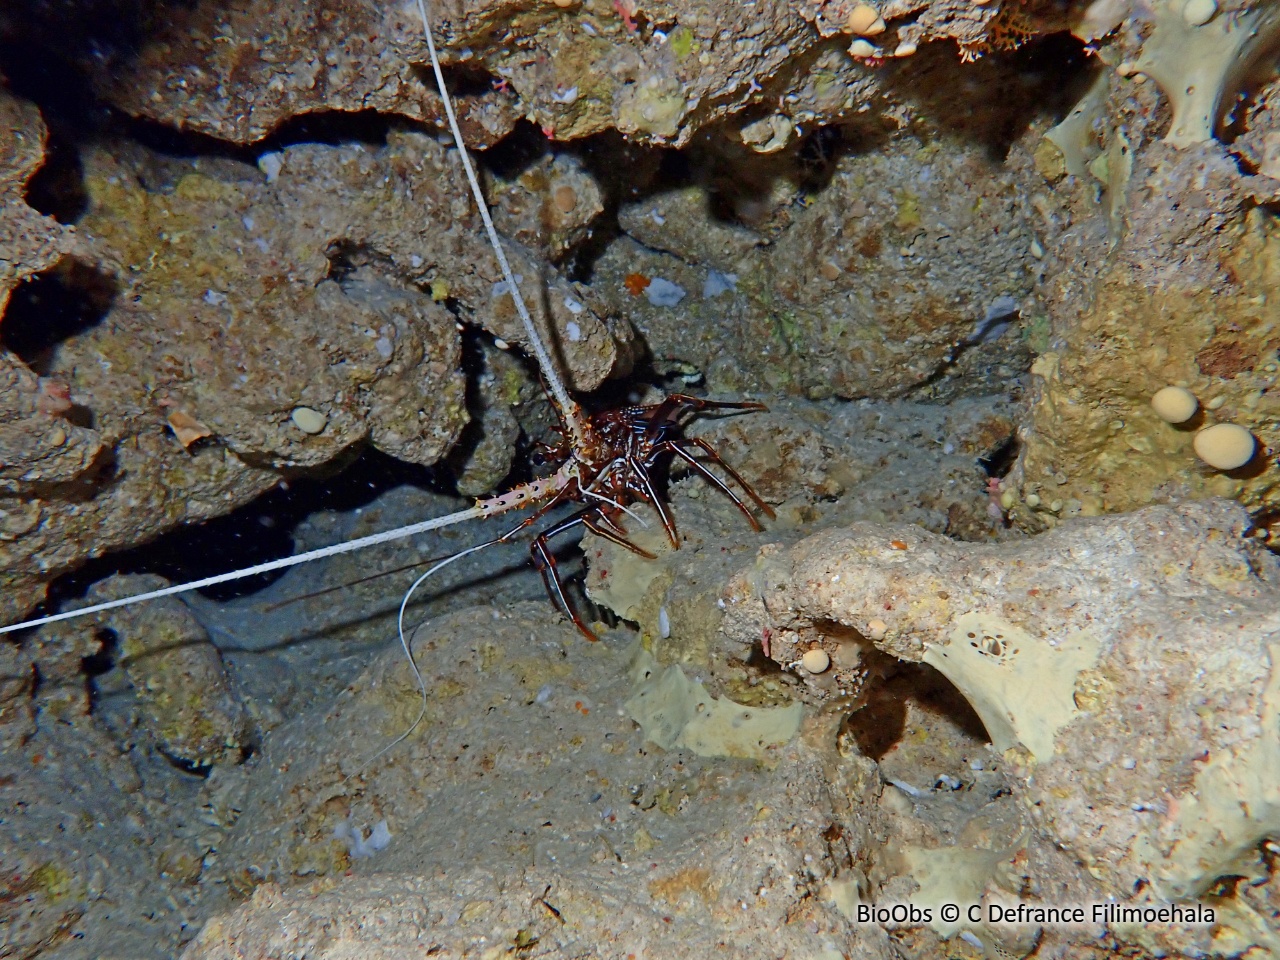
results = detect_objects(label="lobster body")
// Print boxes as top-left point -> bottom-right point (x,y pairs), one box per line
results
472,394 -> 773,639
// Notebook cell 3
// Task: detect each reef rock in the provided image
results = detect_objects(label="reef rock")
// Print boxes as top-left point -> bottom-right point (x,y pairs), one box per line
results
0,87 -> 71,318
596,128 -> 1039,400
90,574 -> 250,769
1011,2 -> 1280,526
0,126 -> 624,624
720,499 -> 1280,958
92,0 -> 1073,148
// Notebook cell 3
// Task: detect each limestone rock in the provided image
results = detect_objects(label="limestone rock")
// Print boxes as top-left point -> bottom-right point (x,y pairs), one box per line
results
720,499 -> 1280,957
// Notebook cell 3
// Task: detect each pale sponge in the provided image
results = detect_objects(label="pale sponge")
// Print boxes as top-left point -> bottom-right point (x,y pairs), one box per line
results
1150,385 -> 1198,423
1194,422 -> 1256,470
720,500 -> 1280,954
1133,0 -> 1280,148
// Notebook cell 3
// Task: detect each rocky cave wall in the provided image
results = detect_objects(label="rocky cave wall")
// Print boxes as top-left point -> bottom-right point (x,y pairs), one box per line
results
3,0 -> 1280,958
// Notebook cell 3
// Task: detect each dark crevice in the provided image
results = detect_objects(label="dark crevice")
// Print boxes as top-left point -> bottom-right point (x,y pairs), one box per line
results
21,445 -> 120,506
480,118 -> 553,181
438,61 -> 503,100
22,127 -> 89,223
560,131 -> 659,282
886,31 -> 1094,163
163,754 -> 213,778
82,628 -> 118,678
36,448 -> 450,617
0,260 -> 117,374
978,433 -> 1021,479
842,658 -> 990,761
258,109 -> 395,152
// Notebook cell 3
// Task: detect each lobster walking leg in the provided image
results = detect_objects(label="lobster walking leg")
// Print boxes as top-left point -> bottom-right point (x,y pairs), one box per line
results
583,513 -> 657,559
529,512 -> 597,641
627,454 -> 681,548
663,436 -> 776,525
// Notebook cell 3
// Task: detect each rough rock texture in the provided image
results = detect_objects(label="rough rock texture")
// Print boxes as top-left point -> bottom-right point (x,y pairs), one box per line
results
1013,117 -> 1280,524
595,127 -> 1039,400
0,126 -> 626,625
93,0 -> 520,146
89,574 -> 250,769
6,2 -> 1280,958
719,499 -> 1280,959
0,710 -> 216,960
0,347 -> 104,496
583,394 -> 1020,671
446,341 -> 527,496
0,86 -> 70,318
1009,1 -> 1280,527
0,89 -> 94,541
91,0 -> 1078,148
1233,75 -> 1280,188
182,604 -> 896,960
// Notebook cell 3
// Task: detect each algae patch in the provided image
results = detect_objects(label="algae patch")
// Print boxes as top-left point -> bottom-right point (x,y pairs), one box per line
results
624,648 -> 802,760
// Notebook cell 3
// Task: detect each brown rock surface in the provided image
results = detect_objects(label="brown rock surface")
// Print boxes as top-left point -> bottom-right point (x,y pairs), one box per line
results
0,125 -> 625,624
0,87 -> 71,318
94,0 -> 1076,148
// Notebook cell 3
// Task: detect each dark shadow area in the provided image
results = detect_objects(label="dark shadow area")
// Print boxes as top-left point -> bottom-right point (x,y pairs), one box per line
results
480,117 -> 553,181
1222,445 -> 1273,482
842,658 -> 991,761
978,432 -> 1021,478
0,260 -> 116,374
1215,22 -> 1280,147
0,0 -> 198,139
40,447 -> 448,614
561,129 -> 660,281
883,31 -> 1095,163
437,60 -> 505,100
22,125 -> 89,222
105,109 -> 401,179
259,109 -> 396,152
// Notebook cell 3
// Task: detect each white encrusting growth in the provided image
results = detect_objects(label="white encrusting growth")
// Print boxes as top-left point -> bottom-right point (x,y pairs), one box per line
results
0,505 -> 485,636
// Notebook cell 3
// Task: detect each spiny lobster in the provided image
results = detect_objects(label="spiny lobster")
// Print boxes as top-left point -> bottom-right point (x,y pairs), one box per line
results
463,394 -> 774,641
0,2 -> 774,758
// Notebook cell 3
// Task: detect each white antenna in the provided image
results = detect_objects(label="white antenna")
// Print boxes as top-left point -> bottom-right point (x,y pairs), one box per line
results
0,505 -> 485,635
414,0 -> 588,450
0,1 -> 594,638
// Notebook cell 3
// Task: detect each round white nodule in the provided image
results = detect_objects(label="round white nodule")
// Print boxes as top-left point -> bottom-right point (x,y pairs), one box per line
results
291,407 -> 328,435
1150,386 -> 1198,424
801,648 -> 831,674
1193,423 -> 1255,471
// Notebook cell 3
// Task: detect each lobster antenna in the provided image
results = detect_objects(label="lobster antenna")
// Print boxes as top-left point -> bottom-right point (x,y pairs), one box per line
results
345,536 -> 499,778
415,0 -> 587,450
0,504 -> 486,636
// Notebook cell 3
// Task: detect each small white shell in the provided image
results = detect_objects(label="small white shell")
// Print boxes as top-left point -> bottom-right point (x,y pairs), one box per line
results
848,38 -> 880,59
291,407 -> 327,435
